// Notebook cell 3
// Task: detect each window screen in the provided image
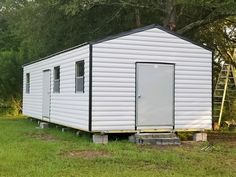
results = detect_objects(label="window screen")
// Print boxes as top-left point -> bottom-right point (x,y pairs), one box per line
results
53,66 -> 60,93
26,73 -> 30,93
75,61 -> 84,92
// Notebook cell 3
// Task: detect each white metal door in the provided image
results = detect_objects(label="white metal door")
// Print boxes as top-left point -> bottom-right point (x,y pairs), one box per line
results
136,63 -> 174,130
42,70 -> 51,119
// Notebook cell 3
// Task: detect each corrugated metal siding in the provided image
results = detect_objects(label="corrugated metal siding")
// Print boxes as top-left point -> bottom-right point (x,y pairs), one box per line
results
92,28 -> 212,131
23,45 -> 90,131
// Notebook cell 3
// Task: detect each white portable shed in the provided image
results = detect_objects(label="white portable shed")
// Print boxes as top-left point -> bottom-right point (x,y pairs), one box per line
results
22,24 -> 213,133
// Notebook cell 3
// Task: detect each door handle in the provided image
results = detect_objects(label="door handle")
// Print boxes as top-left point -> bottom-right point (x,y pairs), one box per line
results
138,95 -> 141,98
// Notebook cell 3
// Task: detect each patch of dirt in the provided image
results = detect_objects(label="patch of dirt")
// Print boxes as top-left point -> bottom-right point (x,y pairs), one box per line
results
60,150 -> 111,159
24,132 -> 58,141
180,141 -> 205,147
208,133 -> 236,142
137,144 -> 181,151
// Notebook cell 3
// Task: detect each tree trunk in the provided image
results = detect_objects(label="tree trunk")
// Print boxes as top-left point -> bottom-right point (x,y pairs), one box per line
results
163,0 -> 176,31
135,8 -> 141,27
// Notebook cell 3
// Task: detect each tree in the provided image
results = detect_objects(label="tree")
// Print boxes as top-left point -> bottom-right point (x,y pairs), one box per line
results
0,0 -> 235,115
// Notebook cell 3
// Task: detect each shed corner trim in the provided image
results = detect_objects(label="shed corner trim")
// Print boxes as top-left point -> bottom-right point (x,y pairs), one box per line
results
89,44 -> 93,132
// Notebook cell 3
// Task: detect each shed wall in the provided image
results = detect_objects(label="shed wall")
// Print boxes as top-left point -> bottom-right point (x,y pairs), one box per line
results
91,28 -> 212,131
23,45 -> 90,131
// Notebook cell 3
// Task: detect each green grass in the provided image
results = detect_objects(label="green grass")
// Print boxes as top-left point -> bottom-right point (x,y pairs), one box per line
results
0,117 -> 236,177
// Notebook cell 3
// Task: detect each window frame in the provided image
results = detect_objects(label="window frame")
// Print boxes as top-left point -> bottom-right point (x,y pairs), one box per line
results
75,60 -> 84,93
26,73 -> 30,94
53,66 -> 60,93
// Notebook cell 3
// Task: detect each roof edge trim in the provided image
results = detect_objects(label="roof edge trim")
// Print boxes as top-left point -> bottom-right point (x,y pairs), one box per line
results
23,24 -> 213,67
22,42 -> 89,67
91,24 -> 212,52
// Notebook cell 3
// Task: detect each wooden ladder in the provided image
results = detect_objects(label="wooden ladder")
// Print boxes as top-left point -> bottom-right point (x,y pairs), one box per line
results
213,63 -> 236,127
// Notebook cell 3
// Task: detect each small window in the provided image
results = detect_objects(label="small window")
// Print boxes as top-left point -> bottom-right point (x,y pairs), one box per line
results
75,61 -> 84,92
53,66 -> 60,93
26,73 -> 30,93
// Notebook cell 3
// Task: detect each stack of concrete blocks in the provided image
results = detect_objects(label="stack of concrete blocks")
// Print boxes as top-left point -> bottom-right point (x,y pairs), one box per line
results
193,132 -> 207,142
93,134 -> 108,144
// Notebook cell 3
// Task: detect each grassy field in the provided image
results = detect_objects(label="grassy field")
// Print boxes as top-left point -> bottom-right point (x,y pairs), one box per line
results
0,117 -> 236,177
